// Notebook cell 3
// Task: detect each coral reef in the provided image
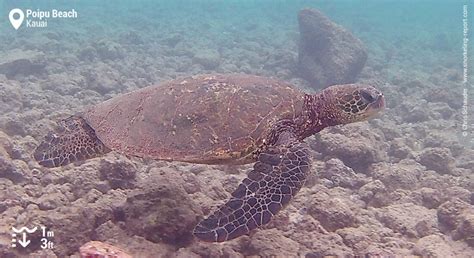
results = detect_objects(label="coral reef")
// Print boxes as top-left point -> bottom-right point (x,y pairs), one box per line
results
192,49 -> 221,70
0,2 -> 471,257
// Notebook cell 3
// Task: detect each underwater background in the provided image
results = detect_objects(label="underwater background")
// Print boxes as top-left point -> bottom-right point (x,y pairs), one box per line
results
0,0 -> 473,257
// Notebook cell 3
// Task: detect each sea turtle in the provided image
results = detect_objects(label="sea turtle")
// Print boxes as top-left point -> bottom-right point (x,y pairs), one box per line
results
34,74 -> 384,242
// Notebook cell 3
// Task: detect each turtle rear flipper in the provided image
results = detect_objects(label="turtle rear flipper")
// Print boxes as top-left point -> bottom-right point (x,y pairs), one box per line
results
193,131 -> 311,242
34,116 -> 110,168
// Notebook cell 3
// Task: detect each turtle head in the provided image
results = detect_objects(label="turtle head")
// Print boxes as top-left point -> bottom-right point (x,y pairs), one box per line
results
321,84 -> 385,125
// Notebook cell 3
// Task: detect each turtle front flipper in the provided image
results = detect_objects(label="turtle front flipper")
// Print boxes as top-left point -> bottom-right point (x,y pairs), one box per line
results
193,131 -> 311,242
34,116 -> 110,168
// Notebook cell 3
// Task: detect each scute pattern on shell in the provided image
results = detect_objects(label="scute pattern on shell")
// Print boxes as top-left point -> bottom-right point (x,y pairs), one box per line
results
82,74 -> 305,164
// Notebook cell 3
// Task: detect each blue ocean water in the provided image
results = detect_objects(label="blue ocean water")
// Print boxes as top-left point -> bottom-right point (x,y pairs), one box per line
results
1,1 -> 466,61
1,1 -> 468,76
0,1 -> 468,93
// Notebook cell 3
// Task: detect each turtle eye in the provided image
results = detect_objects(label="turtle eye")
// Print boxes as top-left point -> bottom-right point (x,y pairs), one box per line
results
360,90 -> 375,103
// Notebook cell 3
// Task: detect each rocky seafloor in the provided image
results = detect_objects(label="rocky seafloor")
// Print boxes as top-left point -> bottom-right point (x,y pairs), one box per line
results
0,2 -> 473,257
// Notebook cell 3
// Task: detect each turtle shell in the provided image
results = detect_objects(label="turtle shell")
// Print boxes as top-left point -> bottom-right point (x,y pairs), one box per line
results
82,74 -> 305,164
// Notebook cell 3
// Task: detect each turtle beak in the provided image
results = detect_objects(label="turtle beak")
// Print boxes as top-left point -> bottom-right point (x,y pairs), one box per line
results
373,94 -> 385,110
365,93 -> 385,119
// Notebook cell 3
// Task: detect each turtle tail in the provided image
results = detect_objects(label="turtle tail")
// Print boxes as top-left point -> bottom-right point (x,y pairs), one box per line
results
34,115 -> 110,168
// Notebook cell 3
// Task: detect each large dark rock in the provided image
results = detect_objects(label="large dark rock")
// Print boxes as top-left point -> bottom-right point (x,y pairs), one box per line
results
297,9 -> 367,88
98,159 -> 137,189
118,168 -> 202,246
0,49 -> 46,79
417,147 -> 455,175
